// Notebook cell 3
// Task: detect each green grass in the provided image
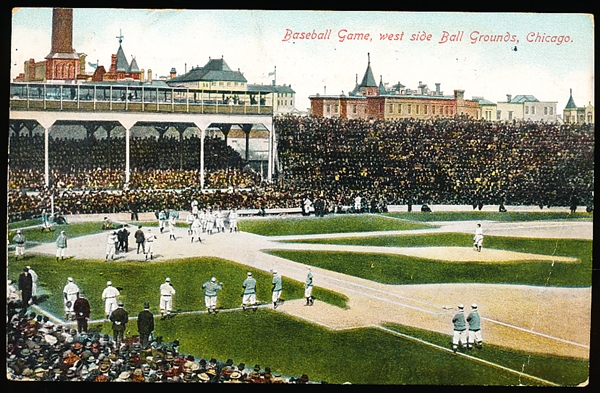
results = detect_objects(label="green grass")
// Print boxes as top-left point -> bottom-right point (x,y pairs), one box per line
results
384,211 -> 593,222
239,214 -> 435,236
267,234 -> 592,287
7,256 -> 348,320
84,312 -> 584,385
382,323 -> 589,386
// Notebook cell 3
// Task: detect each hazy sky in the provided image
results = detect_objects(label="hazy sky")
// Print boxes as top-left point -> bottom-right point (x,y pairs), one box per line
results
10,8 -> 594,112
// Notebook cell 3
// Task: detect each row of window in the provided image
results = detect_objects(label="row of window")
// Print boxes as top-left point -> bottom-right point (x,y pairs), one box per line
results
524,106 -> 555,115
387,103 -> 453,116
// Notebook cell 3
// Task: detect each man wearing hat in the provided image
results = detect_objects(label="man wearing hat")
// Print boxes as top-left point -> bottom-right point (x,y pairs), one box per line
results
202,277 -> 223,314
241,272 -> 258,311
62,277 -> 80,321
271,270 -> 283,309
466,304 -> 483,349
25,266 -> 38,304
159,278 -> 176,319
305,267 -> 314,306
145,229 -> 157,261
134,225 -> 146,254
13,229 -> 26,259
73,293 -> 91,334
101,281 -> 120,320
18,267 -> 33,309
137,302 -> 155,349
55,230 -> 68,261
105,230 -> 118,260
110,301 -> 129,348
451,304 -> 468,353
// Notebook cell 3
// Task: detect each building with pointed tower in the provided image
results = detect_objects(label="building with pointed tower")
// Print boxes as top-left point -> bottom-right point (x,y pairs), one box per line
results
13,7 -> 87,83
309,54 -> 479,120
92,31 -> 142,82
563,89 -> 594,124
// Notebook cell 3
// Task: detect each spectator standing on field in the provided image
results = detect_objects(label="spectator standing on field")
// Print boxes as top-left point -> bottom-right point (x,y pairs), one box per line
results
73,293 -> 91,334
25,266 -> 38,303
134,225 -> 145,254
451,304 -> 468,353
202,277 -> 223,314
18,267 -> 33,309
467,304 -> 483,349
13,230 -> 26,259
137,302 -> 154,349
110,301 -> 129,348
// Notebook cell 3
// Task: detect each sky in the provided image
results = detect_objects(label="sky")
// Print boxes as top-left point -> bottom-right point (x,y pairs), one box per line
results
10,8 -> 595,113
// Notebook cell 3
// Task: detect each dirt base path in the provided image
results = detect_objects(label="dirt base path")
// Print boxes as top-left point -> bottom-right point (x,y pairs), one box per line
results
28,219 -> 592,360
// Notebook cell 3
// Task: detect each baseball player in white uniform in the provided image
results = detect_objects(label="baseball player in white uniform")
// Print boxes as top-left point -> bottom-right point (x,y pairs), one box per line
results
159,277 -> 176,318
101,281 -> 120,319
473,224 -> 483,252
62,277 -> 80,321
168,215 -> 177,241
190,216 -> 202,243
106,231 -> 118,260
145,229 -> 157,260
26,266 -> 38,303
304,267 -> 314,306
228,208 -> 238,233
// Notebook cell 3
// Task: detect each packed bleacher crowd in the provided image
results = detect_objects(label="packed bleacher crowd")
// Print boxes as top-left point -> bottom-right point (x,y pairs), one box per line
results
7,116 -> 595,222
6,306 -> 316,383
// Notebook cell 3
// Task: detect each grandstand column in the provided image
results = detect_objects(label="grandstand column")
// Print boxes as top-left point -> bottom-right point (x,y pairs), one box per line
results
34,116 -> 58,188
120,119 -> 137,185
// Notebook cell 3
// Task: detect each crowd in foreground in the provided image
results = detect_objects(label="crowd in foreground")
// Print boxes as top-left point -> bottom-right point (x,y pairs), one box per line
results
6,305 -> 320,384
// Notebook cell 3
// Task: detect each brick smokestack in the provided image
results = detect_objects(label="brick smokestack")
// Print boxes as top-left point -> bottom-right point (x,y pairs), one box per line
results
51,8 -> 73,54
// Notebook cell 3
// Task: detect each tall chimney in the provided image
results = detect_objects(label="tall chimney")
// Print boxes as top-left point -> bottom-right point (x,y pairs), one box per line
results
435,83 -> 440,94
51,8 -> 73,54
506,94 -> 512,103
147,69 -> 152,83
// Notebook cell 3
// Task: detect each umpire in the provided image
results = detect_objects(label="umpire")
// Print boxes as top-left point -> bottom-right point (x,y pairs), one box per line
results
137,302 -> 155,349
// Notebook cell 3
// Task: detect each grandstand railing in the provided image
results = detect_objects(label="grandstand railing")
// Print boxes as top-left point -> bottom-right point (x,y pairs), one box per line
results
9,82 -> 274,115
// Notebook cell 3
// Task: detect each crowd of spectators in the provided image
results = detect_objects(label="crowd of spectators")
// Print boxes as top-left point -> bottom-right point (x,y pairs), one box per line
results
7,116 -> 594,222
6,307 -> 317,383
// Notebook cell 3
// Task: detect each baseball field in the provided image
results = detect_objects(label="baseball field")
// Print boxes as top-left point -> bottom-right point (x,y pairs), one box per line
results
6,208 -> 593,385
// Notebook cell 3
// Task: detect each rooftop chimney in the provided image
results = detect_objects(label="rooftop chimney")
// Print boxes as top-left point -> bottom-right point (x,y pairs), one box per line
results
506,94 -> 512,103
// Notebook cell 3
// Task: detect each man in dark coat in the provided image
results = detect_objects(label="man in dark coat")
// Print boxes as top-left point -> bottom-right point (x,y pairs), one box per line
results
73,293 -> 91,333
18,267 -> 33,309
137,302 -> 155,348
110,301 -> 129,347
134,226 -> 146,254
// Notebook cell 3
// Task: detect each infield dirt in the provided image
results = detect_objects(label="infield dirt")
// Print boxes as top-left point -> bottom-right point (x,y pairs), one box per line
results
28,218 -> 592,360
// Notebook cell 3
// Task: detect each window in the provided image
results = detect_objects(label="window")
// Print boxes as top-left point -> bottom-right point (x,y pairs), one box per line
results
416,105 -> 419,114
334,105 -> 339,114
407,104 -> 412,114
531,106 -> 535,115
497,110 -> 501,120
508,111 -> 513,120
398,104 -> 402,114
525,106 -> 529,114
544,107 -> 548,115
389,104 -> 394,113
424,105 -> 428,115
326,104 -> 330,113
550,107 -> 554,115
432,106 -> 435,115
353,105 -> 357,114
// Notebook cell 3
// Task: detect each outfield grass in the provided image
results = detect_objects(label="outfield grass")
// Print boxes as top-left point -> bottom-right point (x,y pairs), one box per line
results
79,312 -> 584,385
238,214 -> 435,236
385,211 -> 593,222
267,234 -> 592,287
